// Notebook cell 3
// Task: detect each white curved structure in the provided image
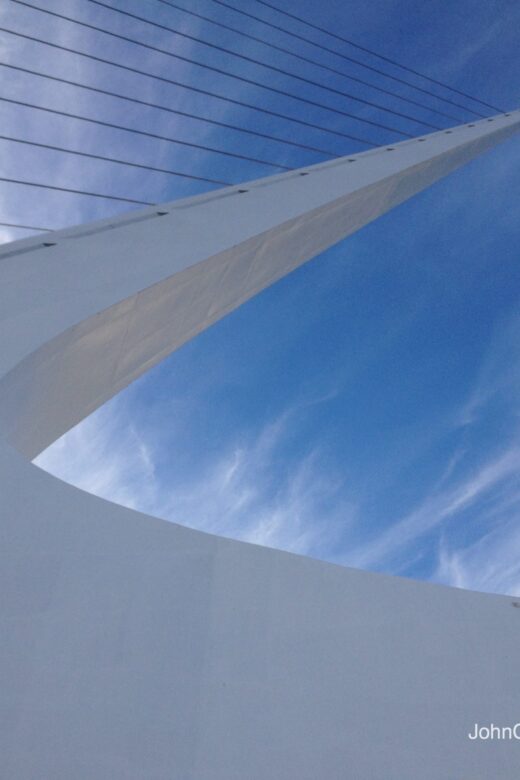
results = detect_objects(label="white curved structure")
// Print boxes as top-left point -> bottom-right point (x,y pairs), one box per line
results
1,112 -> 519,778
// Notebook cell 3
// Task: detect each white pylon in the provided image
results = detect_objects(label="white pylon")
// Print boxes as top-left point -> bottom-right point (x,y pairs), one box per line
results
1,111 -> 519,778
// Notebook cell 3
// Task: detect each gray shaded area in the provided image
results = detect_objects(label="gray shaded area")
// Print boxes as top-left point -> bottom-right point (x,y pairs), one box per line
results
1,112 -> 520,778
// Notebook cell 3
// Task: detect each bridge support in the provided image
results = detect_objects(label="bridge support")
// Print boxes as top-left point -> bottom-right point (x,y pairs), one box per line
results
1,111 -> 519,778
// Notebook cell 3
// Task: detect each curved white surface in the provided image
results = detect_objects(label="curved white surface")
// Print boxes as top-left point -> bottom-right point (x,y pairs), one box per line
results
1,112 -> 520,778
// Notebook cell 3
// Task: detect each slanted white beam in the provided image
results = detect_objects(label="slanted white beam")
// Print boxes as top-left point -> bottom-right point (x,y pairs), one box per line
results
0,111 -> 519,779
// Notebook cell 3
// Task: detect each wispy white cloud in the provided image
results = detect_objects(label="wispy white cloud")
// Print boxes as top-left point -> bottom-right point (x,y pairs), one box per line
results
343,445 -> 520,570
435,509 -> 520,597
433,14 -> 510,79
34,403 -> 158,512
342,304 -> 520,592
35,397 -> 357,559
457,309 -> 520,429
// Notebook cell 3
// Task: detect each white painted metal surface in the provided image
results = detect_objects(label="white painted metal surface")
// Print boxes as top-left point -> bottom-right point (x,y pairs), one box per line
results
1,112 -> 519,778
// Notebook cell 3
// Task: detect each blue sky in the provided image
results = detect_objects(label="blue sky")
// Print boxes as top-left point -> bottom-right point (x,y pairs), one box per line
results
2,0 -> 519,595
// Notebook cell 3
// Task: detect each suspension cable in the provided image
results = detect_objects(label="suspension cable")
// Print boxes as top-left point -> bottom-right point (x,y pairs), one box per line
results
0,221 -> 52,232
0,62 -> 337,159
153,0 -> 463,124
0,177 -> 155,205
252,0 -> 503,112
205,0 -> 489,118
8,0 -> 414,138
0,28 -> 373,147
1,97 -> 292,171
0,134 -> 231,186
84,0 -> 441,131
